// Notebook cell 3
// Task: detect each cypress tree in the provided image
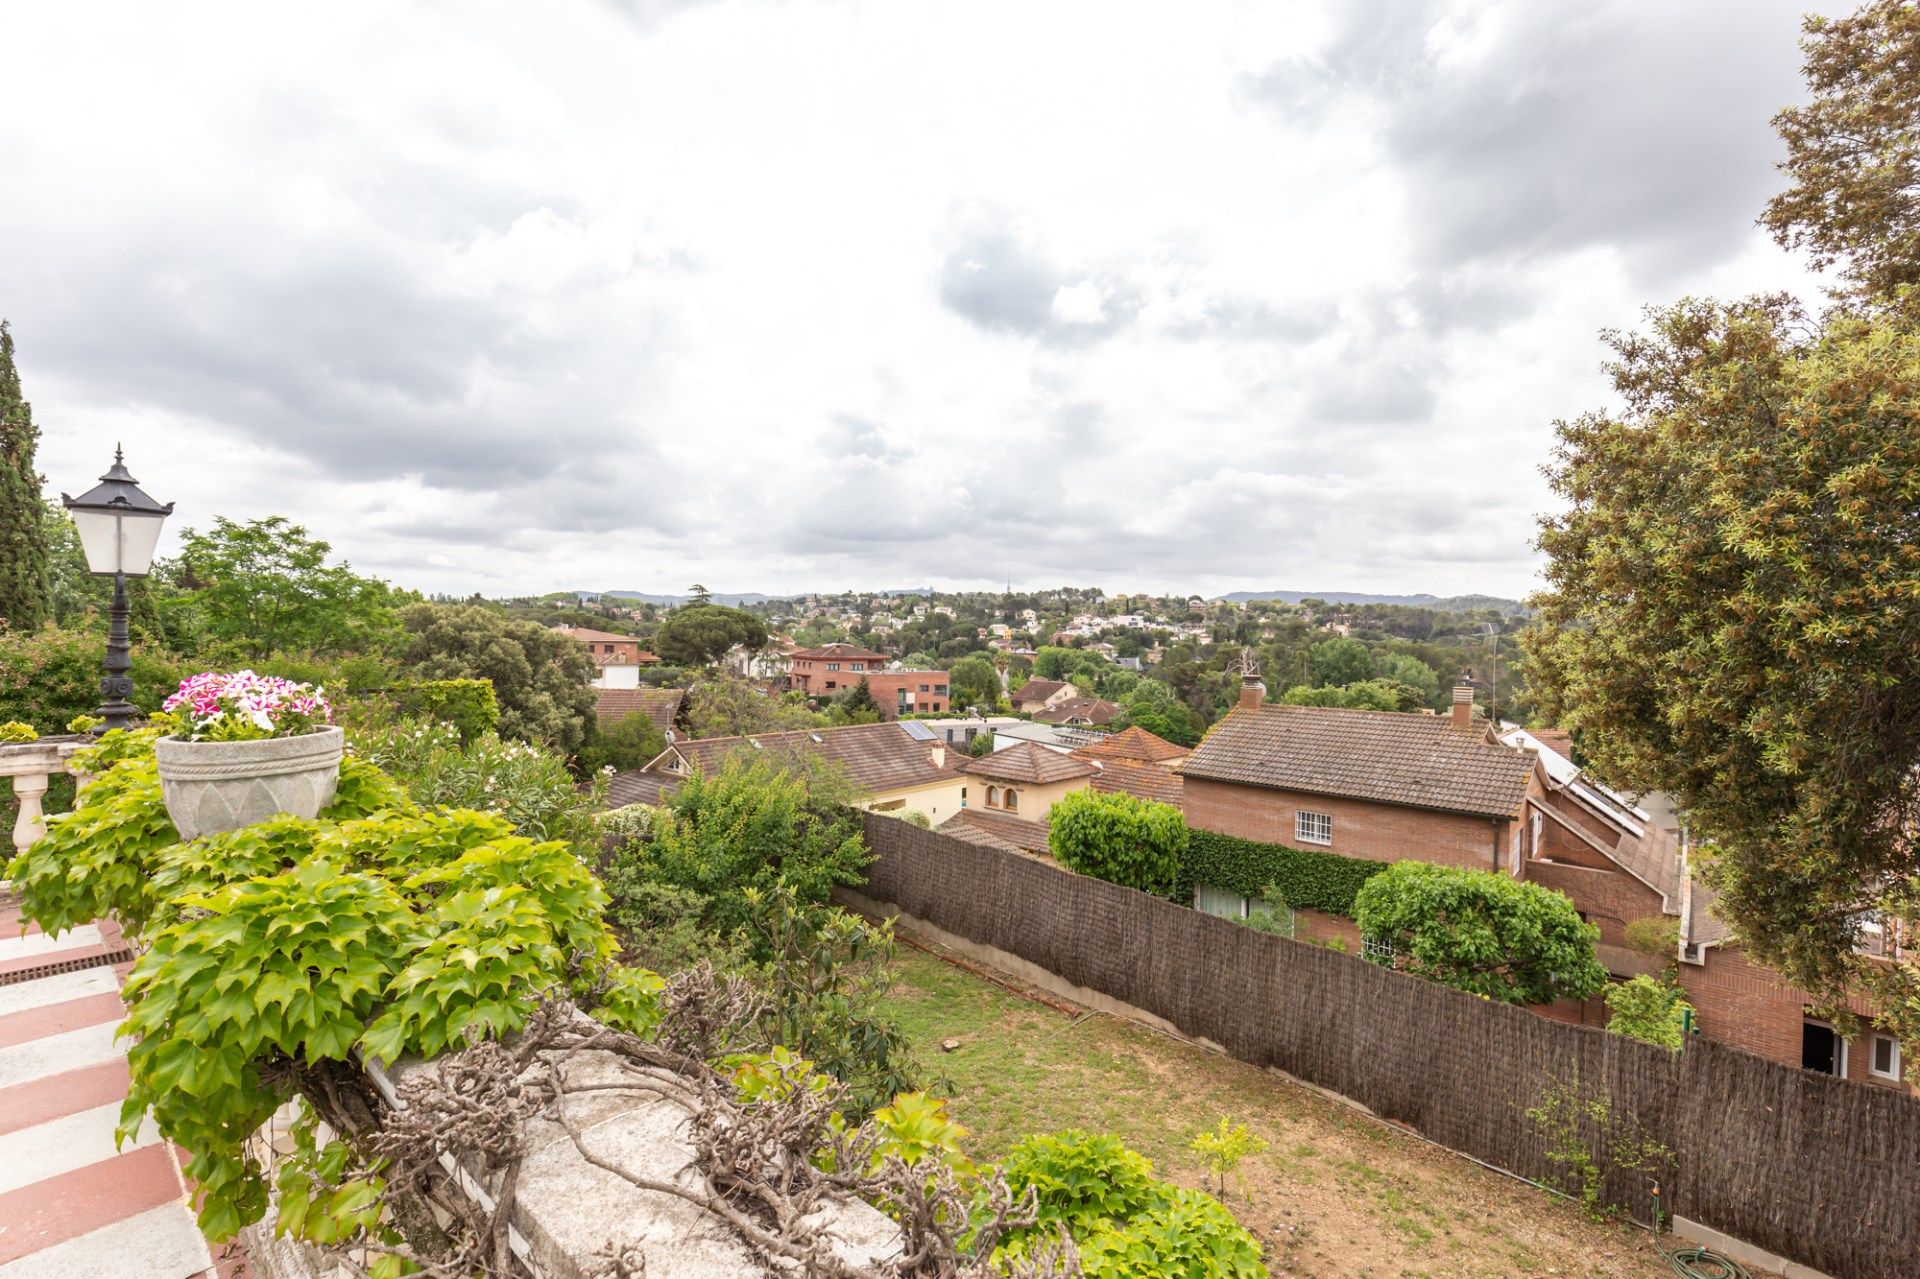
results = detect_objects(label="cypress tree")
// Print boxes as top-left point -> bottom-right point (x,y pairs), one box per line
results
0,321 -> 53,632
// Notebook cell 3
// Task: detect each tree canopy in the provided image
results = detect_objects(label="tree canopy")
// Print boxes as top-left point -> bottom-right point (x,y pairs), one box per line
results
1309,637 -> 1373,688
1049,789 -> 1189,898
1353,862 -> 1605,1006
395,602 -> 597,753
170,516 -> 399,657
653,602 -> 768,667
1525,297 -> 1920,1040
945,653 -> 1000,710
1762,1 -> 1920,303
0,322 -> 51,632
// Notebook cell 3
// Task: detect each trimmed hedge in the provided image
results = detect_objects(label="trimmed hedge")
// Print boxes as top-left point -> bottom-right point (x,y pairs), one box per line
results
1179,828 -> 1387,916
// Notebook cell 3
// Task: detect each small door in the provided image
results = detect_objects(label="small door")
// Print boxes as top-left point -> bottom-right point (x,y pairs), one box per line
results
1802,1021 -> 1846,1076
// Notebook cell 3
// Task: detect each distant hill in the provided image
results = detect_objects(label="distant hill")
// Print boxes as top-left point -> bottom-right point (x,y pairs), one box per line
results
1218,589 -> 1529,615
589,587 -> 934,607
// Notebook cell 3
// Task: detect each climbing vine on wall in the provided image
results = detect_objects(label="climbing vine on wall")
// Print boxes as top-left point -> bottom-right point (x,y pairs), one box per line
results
1179,828 -> 1387,916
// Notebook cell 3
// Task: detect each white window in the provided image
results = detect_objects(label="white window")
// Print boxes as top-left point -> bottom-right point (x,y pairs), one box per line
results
1871,1033 -> 1903,1082
1195,885 -> 1250,919
1363,934 -> 1397,962
1296,811 -> 1332,846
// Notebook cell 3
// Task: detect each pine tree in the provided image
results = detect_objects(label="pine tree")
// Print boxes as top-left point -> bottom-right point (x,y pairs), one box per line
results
0,321 -> 52,632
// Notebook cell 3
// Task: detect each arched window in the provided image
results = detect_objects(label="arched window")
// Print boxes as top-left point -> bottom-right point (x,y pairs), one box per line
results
986,785 -> 1001,808
1004,789 -> 1019,813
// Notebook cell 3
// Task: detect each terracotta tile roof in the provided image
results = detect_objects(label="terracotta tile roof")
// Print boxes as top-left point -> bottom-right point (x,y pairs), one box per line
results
790,643 -> 889,662
1072,725 -> 1188,765
1179,704 -> 1532,819
607,770 -> 679,809
938,808 -> 1051,856
959,741 -> 1098,785
653,722 -> 959,795
1009,679 -> 1070,706
1531,727 -> 1576,759
593,687 -> 685,733
1034,696 -> 1121,726
1090,759 -> 1184,807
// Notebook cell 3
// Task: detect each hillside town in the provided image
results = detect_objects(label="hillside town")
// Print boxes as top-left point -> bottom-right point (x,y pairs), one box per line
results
2,4 -> 1919,1279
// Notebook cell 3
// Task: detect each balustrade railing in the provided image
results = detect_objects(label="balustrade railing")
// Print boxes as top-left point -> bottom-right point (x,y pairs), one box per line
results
1,737 -> 89,858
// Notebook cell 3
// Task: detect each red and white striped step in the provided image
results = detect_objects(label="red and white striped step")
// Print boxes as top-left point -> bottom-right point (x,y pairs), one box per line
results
0,904 -> 218,1279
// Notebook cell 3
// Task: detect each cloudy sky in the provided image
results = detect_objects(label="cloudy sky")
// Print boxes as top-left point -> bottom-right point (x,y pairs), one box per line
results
3,1 -> 1835,600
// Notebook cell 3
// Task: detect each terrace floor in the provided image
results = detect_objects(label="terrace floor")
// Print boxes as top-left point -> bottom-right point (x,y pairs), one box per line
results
0,898 -> 226,1279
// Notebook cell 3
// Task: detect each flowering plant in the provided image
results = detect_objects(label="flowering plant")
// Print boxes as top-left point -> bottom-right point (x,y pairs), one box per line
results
163,671 -> 334,742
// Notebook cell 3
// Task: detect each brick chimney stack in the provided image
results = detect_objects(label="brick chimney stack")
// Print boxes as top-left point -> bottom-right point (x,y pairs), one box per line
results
1239,673 -> 1265,711
1451,683 -> 1474,731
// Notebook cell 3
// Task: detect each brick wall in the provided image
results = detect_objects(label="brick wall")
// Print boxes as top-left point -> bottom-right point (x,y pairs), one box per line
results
1522,856 -> 1665,948
1182,776 -> 1507,872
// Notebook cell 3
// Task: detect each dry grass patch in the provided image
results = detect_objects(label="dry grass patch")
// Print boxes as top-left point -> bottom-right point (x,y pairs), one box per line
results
883,940 -> 1773,1279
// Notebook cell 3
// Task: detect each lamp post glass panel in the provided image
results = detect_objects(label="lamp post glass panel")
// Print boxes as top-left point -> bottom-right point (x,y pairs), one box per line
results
61,448 -> 173,731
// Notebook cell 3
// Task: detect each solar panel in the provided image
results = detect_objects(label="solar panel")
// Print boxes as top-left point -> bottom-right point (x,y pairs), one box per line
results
900,721 -> 937,740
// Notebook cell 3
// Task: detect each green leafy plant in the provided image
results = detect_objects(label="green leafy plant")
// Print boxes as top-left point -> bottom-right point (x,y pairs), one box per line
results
4,729 -> 662,1244
1605,975 -> 1695,1050
1050,789 -> 1189,898
1189,1116 -> 1269,1200
1181,829 -> 1387,918
1353,861 -> 1607,1005
998,1130 -> 1266,1278
603,749 -> 869,941
0,720 -> 38,742
1525,1080 -> 1674,1222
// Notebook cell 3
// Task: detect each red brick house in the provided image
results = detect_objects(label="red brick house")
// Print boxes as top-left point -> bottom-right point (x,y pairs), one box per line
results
1503,726 -> 1913,1093
786,644 -> 950,717
787,643 -> 890,696
553,626 -> 660,668
1179,680 -> 1537,889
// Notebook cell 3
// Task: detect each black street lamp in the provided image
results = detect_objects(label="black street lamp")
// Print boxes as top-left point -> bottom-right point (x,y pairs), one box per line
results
61,448 -> 173,731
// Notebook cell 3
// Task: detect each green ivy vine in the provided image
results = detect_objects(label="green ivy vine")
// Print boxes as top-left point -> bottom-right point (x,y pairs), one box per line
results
3,725 -> 664,1250
1179,828 -> 1388,917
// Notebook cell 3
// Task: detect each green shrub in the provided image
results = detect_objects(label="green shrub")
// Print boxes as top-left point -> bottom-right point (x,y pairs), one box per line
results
1354,862 -> 1607,1005
999,1131 -> 1266,1279
1605,975 -> 1695,1049
348,719 -> 603,849
1050,789 -> 1188,897
1180,828 -> 1387,917
396,678 -> 500,741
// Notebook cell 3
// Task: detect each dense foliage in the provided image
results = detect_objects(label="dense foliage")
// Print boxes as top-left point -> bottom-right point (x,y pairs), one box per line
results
383,677 -> 499,742
3,726 -> 663,1242
1049,789 -> 1189,898
945,653 -> 1001,711
1605,975 -> 1696,1051
1526,298 -> 1920,1042
1762,1 -> 1920,303
171,516 -> 400,658
0,623 -> 197,730
394,602 -> 597,752
998,1130 -> 1267,1279
653,602 -> 769,667
1180,828 -> 1388,917
602,750 -> 870,943
0,321 -> 51,632
1353,862 -> 1606,1006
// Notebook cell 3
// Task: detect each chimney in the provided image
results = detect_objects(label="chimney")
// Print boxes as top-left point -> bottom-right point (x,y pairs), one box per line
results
1238,673 -> 1265,711
930,743 -> 946,769
1451,683 -> 1474,731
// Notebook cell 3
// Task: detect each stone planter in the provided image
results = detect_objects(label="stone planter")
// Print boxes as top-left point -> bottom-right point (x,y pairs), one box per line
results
154,727 -> 345,840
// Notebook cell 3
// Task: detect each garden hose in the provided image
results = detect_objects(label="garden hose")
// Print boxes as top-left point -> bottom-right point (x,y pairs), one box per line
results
1654,1240 -> 1748,1279
1648,1194 -> 1747,1279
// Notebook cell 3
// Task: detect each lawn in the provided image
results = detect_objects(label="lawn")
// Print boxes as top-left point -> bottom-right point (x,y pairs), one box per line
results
883,938 -> 1759,1279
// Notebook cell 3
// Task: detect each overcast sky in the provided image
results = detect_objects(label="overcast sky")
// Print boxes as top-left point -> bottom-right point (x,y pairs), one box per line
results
3,1 -> 1835,600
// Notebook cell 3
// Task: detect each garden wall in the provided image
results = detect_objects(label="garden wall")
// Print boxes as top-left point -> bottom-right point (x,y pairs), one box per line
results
858,815 -> 1920,1279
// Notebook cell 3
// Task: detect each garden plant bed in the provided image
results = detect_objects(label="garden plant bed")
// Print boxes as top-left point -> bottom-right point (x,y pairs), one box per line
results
884,939 -> 1781,1279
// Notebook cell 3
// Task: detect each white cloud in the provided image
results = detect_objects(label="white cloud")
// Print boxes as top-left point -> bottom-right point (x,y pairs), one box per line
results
0,0 -> 1838,600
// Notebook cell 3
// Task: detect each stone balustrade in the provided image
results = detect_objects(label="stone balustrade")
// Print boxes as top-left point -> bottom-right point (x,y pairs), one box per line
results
1,736 -> 89,858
